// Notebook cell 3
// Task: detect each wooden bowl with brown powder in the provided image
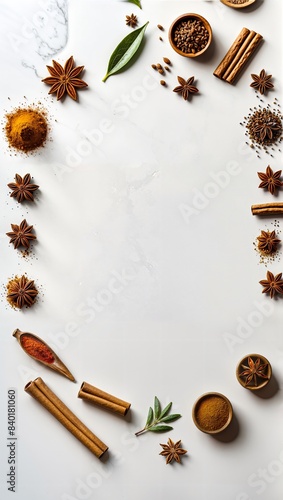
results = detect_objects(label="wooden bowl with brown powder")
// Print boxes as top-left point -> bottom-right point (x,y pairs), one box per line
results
192,392 -> 233,434
168,13 -> 212,58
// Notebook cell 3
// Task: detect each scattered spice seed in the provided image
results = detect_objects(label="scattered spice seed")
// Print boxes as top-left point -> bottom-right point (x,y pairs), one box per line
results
156,64 -> 162,69
160,80 -> 166,86
163,57 -> 171,65
164,66 -> 170,71
158,69 -> 164,75
157,24 -> 164,31
159,37 -> 163,41
151,64 -> 157,70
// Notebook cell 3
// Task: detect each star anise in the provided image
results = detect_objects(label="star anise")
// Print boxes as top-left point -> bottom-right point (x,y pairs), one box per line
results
259,270 -> 283,298
7,173 -> 39,203
257,230 -> 281,254
6,219 -> 36,249
239,356 -> 269,386
126,14 -> 138,28
42,56 -> 88,101
159,439 -> 187,464
254,119 -> 281,142
250,69 -> 274,95
173,76 -> 199,101
257,166 -> 282,195
7,275 -> 38,309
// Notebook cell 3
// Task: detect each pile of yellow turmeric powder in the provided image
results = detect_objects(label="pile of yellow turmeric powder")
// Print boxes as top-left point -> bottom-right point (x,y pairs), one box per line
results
5,107 -> 48,153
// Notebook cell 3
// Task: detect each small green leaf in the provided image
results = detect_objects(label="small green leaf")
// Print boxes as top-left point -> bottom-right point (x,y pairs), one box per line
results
145,407 -> 153,427
149,425 -> 173,433
102,21 -> 149,82
127,0 -> 142,8
159,402 -> 172,419
159,414 -> 182,424
154,396 -> 161,419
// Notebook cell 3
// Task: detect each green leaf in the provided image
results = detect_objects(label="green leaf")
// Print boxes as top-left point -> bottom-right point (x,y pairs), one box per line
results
159,414 -> 182,424
145,407 -> 153,427
127,0 -> 142,8
154,396 -> 161,419
159,402 -> 172,419
102,21 -> 149,82
148,425 -> 173,433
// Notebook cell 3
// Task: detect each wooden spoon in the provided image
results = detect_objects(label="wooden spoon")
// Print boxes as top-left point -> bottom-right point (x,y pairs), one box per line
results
220,0 -> 257,9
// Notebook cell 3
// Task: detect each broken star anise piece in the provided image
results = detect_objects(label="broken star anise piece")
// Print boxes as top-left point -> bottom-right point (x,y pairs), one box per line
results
159,439 -> 187,464
7,275 -> 38,309
7,173 -> 39,203
259,270 -> 283,298
42,56 -> 88,101
239,356 -> 269,387
6,219 -> 36,250
250,69 -> 274,95
257,230 -> 281,255
257,166 -> 282,195
173,76 -> 199,101
126,14 -> 138,28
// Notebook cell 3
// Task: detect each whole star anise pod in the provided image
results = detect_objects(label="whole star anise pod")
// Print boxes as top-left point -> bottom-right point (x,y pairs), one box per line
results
173,76 -> 199,101
126,14 -> 138,28
254,118 -> 281,142
250,69 -> 274,95
257,230 -> 281,254
7,275 -> 38,309
159,438 -> 187,464
239,356 -> 269,386
6,219 -> 36,249
259,270 -> 283,298
42,56 -> 88,101
257,166 -> 282,195
7,173 -> 39,203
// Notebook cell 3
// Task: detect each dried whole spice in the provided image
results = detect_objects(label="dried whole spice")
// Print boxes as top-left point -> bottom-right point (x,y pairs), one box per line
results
173,18 -> 209,54
239,356 -> 269,387
6,219 -> 36,249
259,270 -> 283,298
7,173 -> 39,203
173,76 -> 199,101
250,69 -> 274,95
195,395 -> 230,432
42,56 -> 88,101
257,166 -> 282,195
125,14 -> 138,28
5,108 -> 48,153
257,230 -> 281,255
159,439 -> 187,464
7,275 -> 38,309
246,107 -> 282,146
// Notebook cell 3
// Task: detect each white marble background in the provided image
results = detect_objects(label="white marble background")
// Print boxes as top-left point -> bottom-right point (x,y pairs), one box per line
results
0,1 -> 283,499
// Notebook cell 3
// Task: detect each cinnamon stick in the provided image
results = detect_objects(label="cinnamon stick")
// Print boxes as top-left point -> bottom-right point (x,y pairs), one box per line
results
25,377 -> 108,458
251,203 -> 283,216
214,27 -> 263,84
78,382 -> 131,416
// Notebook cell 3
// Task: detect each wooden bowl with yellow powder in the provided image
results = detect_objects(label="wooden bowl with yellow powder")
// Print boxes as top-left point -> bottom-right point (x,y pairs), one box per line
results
192,392 -> 233,434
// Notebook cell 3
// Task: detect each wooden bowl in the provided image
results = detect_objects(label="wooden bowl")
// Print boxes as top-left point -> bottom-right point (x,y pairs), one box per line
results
168,13 -> 212,58
192,392 -> 233,434
220,0 -> 257,9
236,354 -> 272,390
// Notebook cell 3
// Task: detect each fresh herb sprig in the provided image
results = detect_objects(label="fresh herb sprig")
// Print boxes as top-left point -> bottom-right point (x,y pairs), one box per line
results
102,21 -> 149,82
135,397 -> 181,436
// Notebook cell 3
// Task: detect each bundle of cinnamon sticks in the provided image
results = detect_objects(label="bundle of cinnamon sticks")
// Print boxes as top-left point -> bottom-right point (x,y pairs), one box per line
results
25,378 -> 108,458
214,27 -> 263,84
